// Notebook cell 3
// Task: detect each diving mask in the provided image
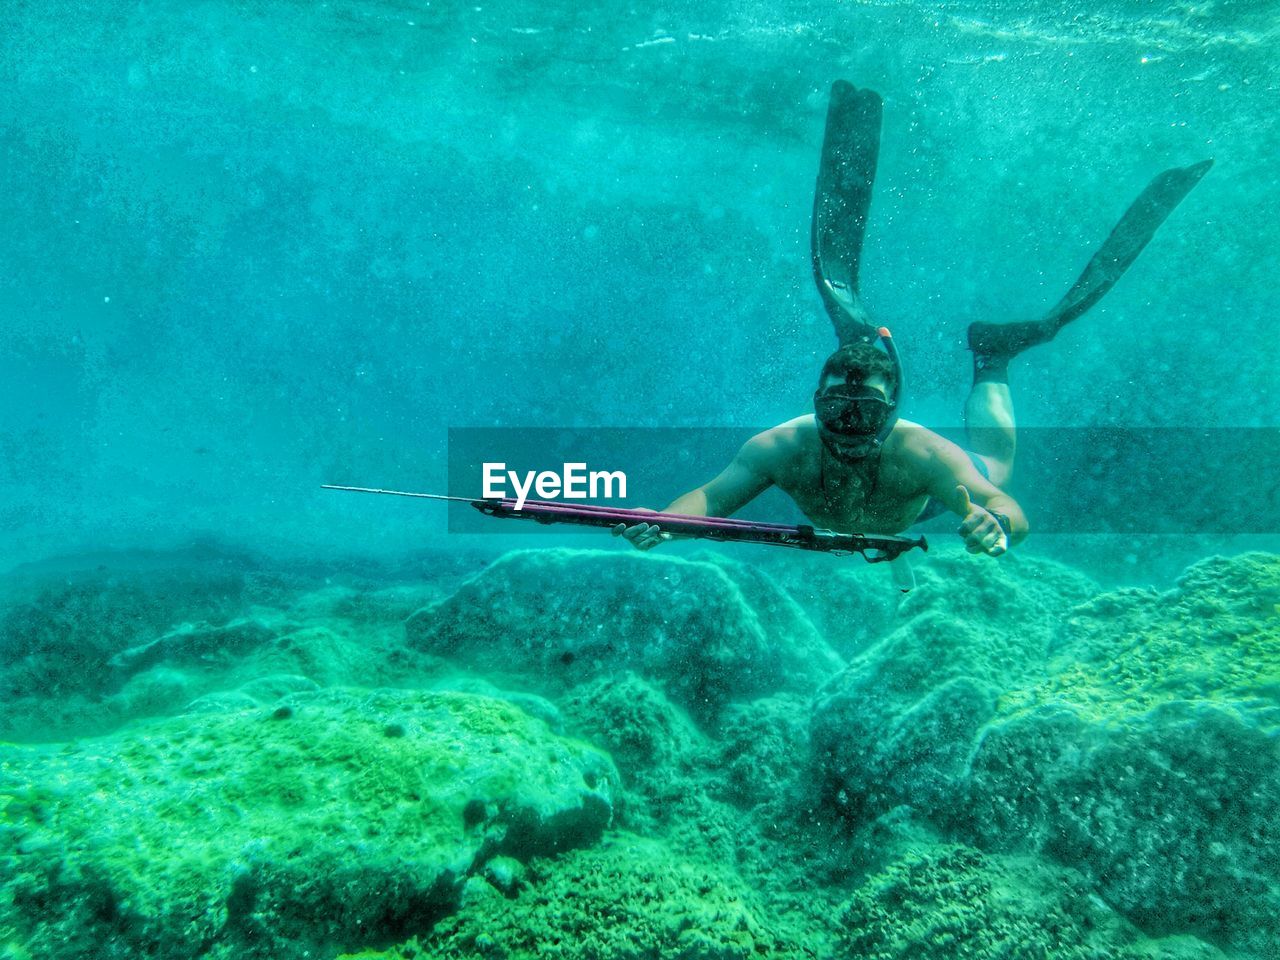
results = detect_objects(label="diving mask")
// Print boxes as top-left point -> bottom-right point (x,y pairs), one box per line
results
814,387 -> 893,436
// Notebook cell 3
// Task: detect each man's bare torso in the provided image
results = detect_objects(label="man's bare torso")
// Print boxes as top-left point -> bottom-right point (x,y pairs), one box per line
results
754,415 -> 941,534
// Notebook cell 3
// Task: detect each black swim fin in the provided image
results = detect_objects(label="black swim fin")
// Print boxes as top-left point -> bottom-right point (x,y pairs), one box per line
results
1045,158 -> 1214,328
970,158 -> 1214,359
812,81 -> 884,346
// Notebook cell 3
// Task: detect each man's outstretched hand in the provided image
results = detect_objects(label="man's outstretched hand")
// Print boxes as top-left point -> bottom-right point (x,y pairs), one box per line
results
611,508 -> 671,552
955,485 -> 1008,556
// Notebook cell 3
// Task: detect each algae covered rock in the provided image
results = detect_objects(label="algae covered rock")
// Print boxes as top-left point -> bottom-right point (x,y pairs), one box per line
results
0,689 -> 618,960
713,694 -> 811,810
284,582 -> 445,627
966,552 -> 1280,955
968,700 -> 1280,949
0,548 -> 254,700
1014,551 -> 1280,716
0,546 -> 460,742
349,832 -> 821,960
406,549 -> 840,720
427,674 -> 565,732
557,671 -> 711,830
811,552 -> 1096,817
107,616 -> 283,675
741,548 -> 905,658
838,843 -> 1227,960
560,670 -> 707,778
815,551 -> 1280,957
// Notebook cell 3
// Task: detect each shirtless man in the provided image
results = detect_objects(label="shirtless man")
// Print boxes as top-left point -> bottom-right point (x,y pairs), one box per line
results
614,81 -> 1209,559
613,338 -> 1024,557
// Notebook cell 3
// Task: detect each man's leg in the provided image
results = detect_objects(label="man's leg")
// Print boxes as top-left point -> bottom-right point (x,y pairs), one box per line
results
964,377 -> 1015,489
961,159 -> 1212,489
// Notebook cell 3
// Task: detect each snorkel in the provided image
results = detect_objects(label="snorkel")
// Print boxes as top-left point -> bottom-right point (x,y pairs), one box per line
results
810,80 -> 903,462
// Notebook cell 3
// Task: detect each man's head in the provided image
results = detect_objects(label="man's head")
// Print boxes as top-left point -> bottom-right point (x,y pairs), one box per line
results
814,342 -> 899,462
818,342 -> 898,392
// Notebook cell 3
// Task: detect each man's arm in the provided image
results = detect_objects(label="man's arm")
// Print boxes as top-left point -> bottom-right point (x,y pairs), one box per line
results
613,434 -> 777,551
664,435 -> 776,517
919,438 -> 1029,555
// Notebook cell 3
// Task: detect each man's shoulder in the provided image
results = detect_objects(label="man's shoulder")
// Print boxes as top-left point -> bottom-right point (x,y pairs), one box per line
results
888,420 -> 955,458
740,417 -> 816,465
751,416 -> 817,449
885,422 -> 974,484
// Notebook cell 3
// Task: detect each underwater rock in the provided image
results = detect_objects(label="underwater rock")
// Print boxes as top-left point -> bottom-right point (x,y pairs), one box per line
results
346,832 -> 820,960
108,665 -> 202,716
405,548 -> 840,721
713,694 -> 811,810
233,672 -> 321,703
182,688 -> 263,714
559,670 -> 707,777
177,674 -> 322,716
558,671 -> 710,830
816,551 -> 1280,956
965,552 -> 1280,955
285,582 -> 444,626
732,548 -> 905,659
252,624 -> 428,689
967,701 -> 1280,951
1,585 -> 443,742
427,674 -> 565,732
692,548 -> 892,659
0,688 -> 618,960
812,551 -> 1096,817
838,843 -> 1227,960
480,855 -> 526,897
108,616 -> 283,674
0,550 -> 254,699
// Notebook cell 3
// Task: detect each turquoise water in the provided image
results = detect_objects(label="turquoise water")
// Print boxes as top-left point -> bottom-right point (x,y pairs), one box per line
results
2,2 -> 1278,958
